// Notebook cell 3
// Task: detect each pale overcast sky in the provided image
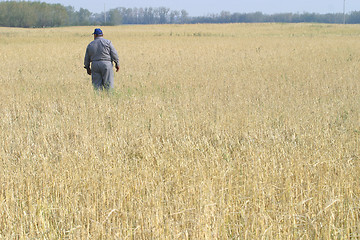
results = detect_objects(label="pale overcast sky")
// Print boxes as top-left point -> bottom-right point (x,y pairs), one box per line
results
39,0 -> 360,16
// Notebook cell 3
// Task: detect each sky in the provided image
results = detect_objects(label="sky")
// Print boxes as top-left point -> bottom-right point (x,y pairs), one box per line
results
39,0 -> 360,16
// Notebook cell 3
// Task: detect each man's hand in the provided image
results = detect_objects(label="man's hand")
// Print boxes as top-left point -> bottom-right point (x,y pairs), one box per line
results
115,65 -> 119,72
86,68 -> 91,75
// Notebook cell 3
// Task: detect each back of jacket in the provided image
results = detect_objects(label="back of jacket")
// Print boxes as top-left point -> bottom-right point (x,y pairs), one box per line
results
84,37 -> 119,69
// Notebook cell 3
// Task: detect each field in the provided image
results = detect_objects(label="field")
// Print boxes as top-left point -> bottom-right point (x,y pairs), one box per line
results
1,23 -> 360,239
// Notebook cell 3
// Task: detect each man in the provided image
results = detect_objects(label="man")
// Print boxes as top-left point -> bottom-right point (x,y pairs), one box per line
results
84,28 -> 120,90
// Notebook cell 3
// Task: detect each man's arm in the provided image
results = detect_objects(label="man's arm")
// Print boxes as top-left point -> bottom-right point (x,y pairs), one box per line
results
109,41 -> 120,72
84,46 -> 91,75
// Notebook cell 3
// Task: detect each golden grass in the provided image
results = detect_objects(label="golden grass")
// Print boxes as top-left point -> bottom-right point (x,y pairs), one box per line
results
1,23 -> 360,239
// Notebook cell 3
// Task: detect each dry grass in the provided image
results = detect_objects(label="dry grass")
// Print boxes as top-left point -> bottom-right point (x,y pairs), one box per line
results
1,23 -> 360,239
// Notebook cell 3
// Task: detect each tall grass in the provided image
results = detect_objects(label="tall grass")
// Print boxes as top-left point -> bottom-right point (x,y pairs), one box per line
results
1,23 -> 360,239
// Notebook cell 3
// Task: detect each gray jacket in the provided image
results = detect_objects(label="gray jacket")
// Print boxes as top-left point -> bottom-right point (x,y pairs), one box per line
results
84,37 -> 119,69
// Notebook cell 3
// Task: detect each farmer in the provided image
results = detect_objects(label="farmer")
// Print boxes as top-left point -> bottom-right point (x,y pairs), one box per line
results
84,28 -> 120,90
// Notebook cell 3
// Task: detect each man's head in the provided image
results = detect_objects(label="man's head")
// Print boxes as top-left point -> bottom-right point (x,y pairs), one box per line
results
92,28 -> 103,39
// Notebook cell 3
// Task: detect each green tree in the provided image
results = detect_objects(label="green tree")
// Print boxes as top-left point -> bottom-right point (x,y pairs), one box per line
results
66,6 -> 78,25
159,7 -> 169,24
78,8 -> 91,25
52,4 -> 68,26
180,10 -> 189,23
108,8 -> 122,25
170,10 -> 180,23
347,11 -> 360,24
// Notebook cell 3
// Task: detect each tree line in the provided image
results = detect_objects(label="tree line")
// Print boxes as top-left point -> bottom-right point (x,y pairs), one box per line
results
194,11 -> 360,24
1,1 -> 360,28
